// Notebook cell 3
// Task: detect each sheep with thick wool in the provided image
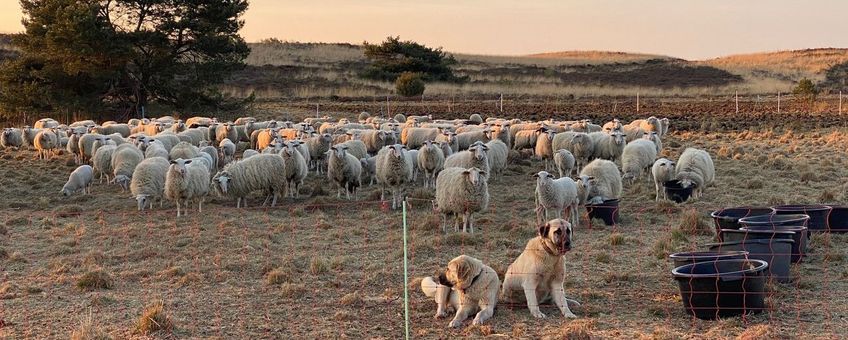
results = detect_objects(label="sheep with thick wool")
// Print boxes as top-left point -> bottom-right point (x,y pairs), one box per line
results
165,158 -> 210,217
535,130 -> 557,171
305,133 -> 332,173
376,144 -> 414,210
533,171 -> 592,228
642,131 -> 663,154
402,127 -> 441,149
144,140 -> 169,159
580,159 -> 622,205
512,128 -> 543,150
92,124 -> 131,137
554,149 -> 576,178
589,131 -> 626,164
621,139 -> 658,185
327,144 -> 363,200
281,141 -> 308,198
1,128 -> 23,148
111,144 -> 144,191
66,131 -> 84,164
199,146 -> 220,170
417,140 -> 445,189
92,145 -> 117,183
215,123 -> 238,145
212,153 -> 286,208
335,139 -> 367,160
444,143 -> 490,181
34,129 -> 59,160
484,139 -> 508,176
219,138 -> 236,165
435,167 -> 489,233
552,132 -> 594,174
169,141 -> 200,160
61,165 -> 93,196
435,131 -> 459,153
131,157 -> 170,211
651,158 -> 676,201
675,148 -> 715,199
456,129 -> 491,150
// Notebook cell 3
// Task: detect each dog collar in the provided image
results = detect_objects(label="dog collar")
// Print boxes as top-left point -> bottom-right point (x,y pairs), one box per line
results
541,240 -> 559,256
459,269 -> 483,293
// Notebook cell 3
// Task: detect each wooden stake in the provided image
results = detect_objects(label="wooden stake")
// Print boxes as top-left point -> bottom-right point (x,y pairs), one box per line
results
636,92 -> 640,113
735,90 -> 739,114
777,92 -> 781,114
840,91 -> 843,114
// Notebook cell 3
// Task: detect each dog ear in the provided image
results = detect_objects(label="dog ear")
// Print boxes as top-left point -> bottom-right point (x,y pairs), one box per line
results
437,272 -> 453,287
454,258 -> 472,282
538,222 -> 551,238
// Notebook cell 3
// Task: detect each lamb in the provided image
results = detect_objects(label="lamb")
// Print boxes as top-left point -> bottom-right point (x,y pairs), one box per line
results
326,144 -> 363,200
215,123 -> 238,145
34,129 -> 59,160
335,139 -> 367,160
131,157 -> 170,211
61,165 -> 93,196
651,158 -> 676,201
305,133 -> 333,173
212,154 -> 286,208
435,131 -> 459,153
66,131 -> 83,164
219,138 -> 236,165
437,141 -> 454,157
642,131 -> 663,154
485,139 -> 508,177
580,159 -> 622,205
456,129 -> 491,150
281,141 -> 308,198
621,139 -> 658,185
165,158 -> 211,216
144,140 -> 169,159
435,167 -> 489,233
535,130 -> 556,171
376,144 -> 414,209
417,140 -> 445,189
444,143 -> 490,181
552,132 -> 594,174
533,171 -> 586,228
675,148 -> 715,199
92,145 -> 117,183
111,144 -> 144,191
553,149 -> 576,178
402,127 -> 440,149
169,141 -> 200,160
1,128 -> 24,148
242,149 -> 259,159
360,156 -> 378,186
588,131 -> 626,164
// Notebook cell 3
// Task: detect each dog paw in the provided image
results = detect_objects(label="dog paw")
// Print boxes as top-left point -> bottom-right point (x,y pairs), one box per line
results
531,310 -> 547,319
472,317 -> 483,325
448,320 -> 463,328
434,311 -> 448,319
563,312 -> 577,318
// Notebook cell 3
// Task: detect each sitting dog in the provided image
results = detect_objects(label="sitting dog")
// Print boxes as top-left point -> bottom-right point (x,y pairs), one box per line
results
501,218 -> 580,318
421,255 -> 500,328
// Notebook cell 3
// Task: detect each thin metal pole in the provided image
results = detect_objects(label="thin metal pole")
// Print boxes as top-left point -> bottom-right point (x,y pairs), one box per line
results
840,91 -> 843,114
499,93 -> 503,113
402,199 -> 410,340
315,103 -> 319,118
735,90 -> 739,114
636,92 -> 640,113
777,92 -> 781,114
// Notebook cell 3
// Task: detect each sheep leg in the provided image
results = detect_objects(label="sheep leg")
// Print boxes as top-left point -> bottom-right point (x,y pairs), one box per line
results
198,199 -> 203,213
442,213 -> 448,233
271,192 -> 278,207
175,201 -> 181,217
468,212 -> 475,234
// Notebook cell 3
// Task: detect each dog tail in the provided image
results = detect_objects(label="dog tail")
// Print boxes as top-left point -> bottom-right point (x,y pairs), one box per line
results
421,276 -> 439,297
567,298 -> 581,306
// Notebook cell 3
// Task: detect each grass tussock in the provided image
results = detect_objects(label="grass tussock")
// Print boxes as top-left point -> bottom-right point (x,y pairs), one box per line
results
609,233 -> 625,246
309,257 -> 329,275
77,270 -> 114,291
70,314 -> 112,340
135,300 -> 174,335
280,282 -> 306,298
265,268 -> 290,285
557,318 -> 595,340
340,291 -> 362,306
677,209 -> 714,236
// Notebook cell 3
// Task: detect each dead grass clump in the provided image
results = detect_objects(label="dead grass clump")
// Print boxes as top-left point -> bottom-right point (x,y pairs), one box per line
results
280,282 -> 306,298
737,324 -> 778,340
0,282 -> 19,299
77,270 -> 114,291
135,300 -> 174,335
557,318 -> 595,340
819,190 -> 836,203
340,291 -> 362,306
443,232 -> 481,246
333,311 -> 353,321
413,213 -> 441,231
746,179 -> 764,189
309,257 -> 329,275
70,314 -> 112,340
266,268 -> 290,285
677,209 -> 713,236
609,233 -> 625,246
177,272 -> 202,286
766,154 -> 790,170
53,204 -> 84,217
799,171 -> 817,183
9,251 -> 27,263
716,145 -> 733,159
596,253 -> 611,263
408,187 -> 434,200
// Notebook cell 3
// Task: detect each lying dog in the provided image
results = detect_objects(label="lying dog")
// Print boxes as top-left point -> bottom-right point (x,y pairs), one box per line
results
421,255 -> 500,328
501,218 -> 580,318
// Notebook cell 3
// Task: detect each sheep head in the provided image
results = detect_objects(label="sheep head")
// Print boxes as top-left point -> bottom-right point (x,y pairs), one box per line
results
463,167 -> 486,187
469,144 -> 488,161
136,194 -> 149,211
169,158 -> 193,177
214,172 -> 231,194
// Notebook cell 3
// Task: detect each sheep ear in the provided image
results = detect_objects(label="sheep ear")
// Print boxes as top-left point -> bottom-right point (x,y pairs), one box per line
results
185,160 -> 192,164
169,160 -> 177,164
532,173 -> 540,178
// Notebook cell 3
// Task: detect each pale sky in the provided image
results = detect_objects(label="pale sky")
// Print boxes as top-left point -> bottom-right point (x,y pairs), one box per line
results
1,0 -> 847,60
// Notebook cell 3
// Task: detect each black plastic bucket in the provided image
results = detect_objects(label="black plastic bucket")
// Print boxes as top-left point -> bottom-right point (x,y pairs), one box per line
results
586,199 -> 619,226
668,251 -> 749,268
740,225 -> 808,263
738,214 -> 809,228
826,205 -> 848,233
707,239 -> 794,283
672,259 -> 769,320
664,180 -> 694,203
771,205 -> 831,231
710,207 -> 775,240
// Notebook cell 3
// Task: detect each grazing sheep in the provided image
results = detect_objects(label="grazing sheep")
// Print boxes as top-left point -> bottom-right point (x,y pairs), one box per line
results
534,171 -> 583,228
219,138 -> 236,165
552,132 -> 594,174
165,158 -> 211,216
376,144 -> 414,209
111,144 -> 144,191
212,154 -> 286,208
144,140 -> 169,159
131,157 -> 170,210
215,123 -> 238,144
456,129 -> 491,150
435,167 -> 489,233
651,158 -> 676,201
580,159 -> 622,205
335,139 -> 367,160
92,124 -> 131,137
535,130 -> 556,170
1,128 -> 23,149
242,149 -> 259,159
444,143 -> 490,181
34,129 -> 59,159
512,128 -> 543,150
327,144 -> 363,200
554,149 -> 576,178
621,139 -> 658,185
402,127 -> 440,149
34,118 -> 59,129
61,165 -> 93,196
169,141 -> 200,160
281,142 -> 308,198
469,113 -> 483,124
418,140 -> 445,189
485,139 -> 508,177
588,131 -> 626,164
675,148 -> 715,199
642,131 -> 663,154
92,145 -> 117,183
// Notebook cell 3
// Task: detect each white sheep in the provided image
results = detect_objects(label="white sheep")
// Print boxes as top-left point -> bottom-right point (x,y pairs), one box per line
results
535,130 -> 556,170
34,129 -> 59,160
417,140 -> 445,189
327,144 -> 363,200
242,149 -> 259,159
552,132 -> 594,174
402,127 -> 440,149
199,146 -> 220,170
61,165 -> 93,196
484,139 -> 508,176
456,129 -> 491,150
305,133 -> 333,173
444,143 -> 490,181
215,123 -> 238,144
621,139 -> 658,185
437,140 -> 454,158
219,138 -> 236,165
334,139 -> 367,160
212,154 -> 286,208
642,131 -> 663,154
165,158 -> 211,216
490,124 -> 512,149
602,119 -> 622,132
111,144 -> 144,191
621,124 -> 645,142
675,148 -> 715,199
359,130 -> 387,154
34,118 -> 59,129
78,133 -> 104,164
92,124 -> 131,137
435,167 -> 489,233
169,141 -> 200,160
92,145 -> 117,183
131,157 -> 170,210
534,171 -> 584,228
144,140 -> 169,159
588,131 -> 626,164
22,126 -> 40,148
360,156 -> 378,186
580,159 -> 622,205
1,128 -> 23,149
281,141 -> 308,198
376,144 -> 414,210
553,149 -> 576,178
651,158 -> 676,201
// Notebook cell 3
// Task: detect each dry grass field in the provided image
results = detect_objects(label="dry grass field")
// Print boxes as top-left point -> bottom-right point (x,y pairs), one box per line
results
1,105 -> 847,338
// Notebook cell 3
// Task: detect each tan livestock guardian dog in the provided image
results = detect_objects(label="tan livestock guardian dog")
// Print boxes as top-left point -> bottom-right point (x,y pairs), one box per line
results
420,255 -> 500,328
501,218 -> 580,318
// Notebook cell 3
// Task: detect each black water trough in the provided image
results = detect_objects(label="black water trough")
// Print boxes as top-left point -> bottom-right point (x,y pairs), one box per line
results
772,205 -> 831,231
586,199 -> 619,226
826,205 -> 848,232
707,239 -> 794,283
738,214 -> 809,228
672,259 -> 769,320
710,207 -> 775,240
664,180 -> 694,203
740,225 -> 808,263
668,251 -> 749,268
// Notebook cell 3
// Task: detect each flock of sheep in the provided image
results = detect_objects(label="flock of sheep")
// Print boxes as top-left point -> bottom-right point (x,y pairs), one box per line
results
0,113 -> 715,225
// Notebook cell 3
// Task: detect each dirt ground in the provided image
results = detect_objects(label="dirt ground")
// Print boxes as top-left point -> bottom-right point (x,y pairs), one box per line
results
1,105 -> 847,339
